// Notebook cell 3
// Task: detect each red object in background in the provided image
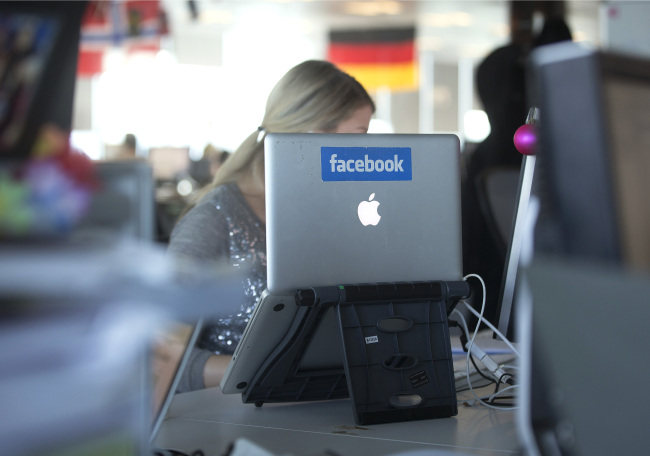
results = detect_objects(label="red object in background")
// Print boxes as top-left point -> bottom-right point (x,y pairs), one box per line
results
77,0 -> 169,77
77,49 -> 104,76
56,146 -> 99,190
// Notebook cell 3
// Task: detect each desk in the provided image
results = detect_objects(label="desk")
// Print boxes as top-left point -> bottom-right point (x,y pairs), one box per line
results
155,385 -> 522,456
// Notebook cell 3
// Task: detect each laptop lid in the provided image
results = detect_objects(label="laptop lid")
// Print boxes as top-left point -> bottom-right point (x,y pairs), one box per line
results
265,133 -> 463,295
150,318 -> 202,443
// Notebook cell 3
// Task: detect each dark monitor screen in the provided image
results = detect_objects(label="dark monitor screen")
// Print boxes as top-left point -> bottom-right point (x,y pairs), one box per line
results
75,160 -> 155,241
0,1 -> 86,161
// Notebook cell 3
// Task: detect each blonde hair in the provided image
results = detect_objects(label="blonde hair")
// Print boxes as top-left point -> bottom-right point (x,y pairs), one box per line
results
181,60 -> 374,217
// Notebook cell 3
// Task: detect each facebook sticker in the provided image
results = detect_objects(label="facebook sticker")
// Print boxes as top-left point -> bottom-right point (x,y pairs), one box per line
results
321,146 -> 412,181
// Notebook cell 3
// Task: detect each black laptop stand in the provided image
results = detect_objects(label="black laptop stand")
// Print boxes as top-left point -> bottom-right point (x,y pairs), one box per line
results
241,280 -> 470,425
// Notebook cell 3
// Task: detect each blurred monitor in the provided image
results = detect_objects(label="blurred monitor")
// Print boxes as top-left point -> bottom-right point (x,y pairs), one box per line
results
601,50 -> 650,270
518,41 -> 650,456
529,41 -> 650,270
0,1 -> 86,160
148,147 -> 191,181
75,160 -> 155,241
0,306 -> 148,456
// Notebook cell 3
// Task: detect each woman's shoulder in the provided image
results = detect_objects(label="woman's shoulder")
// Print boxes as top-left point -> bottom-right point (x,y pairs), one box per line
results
175,182 -> 262,239
173,183 -> 238,228
198,182 -> 261,223
193,182 -> 241,211
168,185 -> 237,260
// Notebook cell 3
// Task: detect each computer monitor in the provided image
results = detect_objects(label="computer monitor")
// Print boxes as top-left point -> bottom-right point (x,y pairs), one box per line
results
75,160 -> 155,242
599,51 -> 650,270
529,41 -> 650,267
494,153 -> 536,341
147,147 -> 191,182
496,41 -> 650,343
0,1 -> 86,160
518,41 -> 650,455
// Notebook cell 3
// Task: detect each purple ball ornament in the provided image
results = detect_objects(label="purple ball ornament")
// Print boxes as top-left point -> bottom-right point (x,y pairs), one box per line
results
513,123 -> 537,156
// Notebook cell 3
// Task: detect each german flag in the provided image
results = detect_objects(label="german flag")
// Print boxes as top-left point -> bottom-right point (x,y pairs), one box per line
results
327,27 -> 417,92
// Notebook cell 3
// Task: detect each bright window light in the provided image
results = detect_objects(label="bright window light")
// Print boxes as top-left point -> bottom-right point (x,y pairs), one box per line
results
93,25 -> 318,155
71,130 -> 103,160
176,179 -> 194,196
463,109 -> 491,143
95,63 -> 237,151
368,119 -> 395,134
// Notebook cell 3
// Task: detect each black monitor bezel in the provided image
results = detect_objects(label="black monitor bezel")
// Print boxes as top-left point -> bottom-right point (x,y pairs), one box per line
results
0,1 -> 87,161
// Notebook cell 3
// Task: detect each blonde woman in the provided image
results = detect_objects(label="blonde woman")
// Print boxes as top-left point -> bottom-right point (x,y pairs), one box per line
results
169,60 -> 375,391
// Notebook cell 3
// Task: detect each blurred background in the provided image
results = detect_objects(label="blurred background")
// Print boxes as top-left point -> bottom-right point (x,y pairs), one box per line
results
64,0 -> 649,245
71,0 -> 608,158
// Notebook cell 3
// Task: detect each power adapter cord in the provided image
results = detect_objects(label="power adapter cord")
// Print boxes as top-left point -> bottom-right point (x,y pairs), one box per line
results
458,273 -> 520,410
466,339 -> 515,386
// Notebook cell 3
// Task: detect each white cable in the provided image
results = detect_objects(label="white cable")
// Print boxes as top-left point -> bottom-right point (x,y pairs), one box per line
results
467,341 -> 514,385
462,301 -> 520,358
462,273 -> 519,411
454,308 -> 508,387
452,307 -> 511,382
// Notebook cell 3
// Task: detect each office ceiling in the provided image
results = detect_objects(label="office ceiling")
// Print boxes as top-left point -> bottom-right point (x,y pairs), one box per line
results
161,0 -> 602,63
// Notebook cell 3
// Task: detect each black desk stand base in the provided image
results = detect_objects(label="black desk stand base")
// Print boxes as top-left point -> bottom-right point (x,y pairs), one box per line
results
242,281 -> 470,425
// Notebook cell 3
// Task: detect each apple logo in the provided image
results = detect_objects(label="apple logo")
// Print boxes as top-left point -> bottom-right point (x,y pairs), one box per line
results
357,193 -> 381,226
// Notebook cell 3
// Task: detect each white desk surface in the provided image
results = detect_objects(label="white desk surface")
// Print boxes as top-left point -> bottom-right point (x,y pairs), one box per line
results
155,384 -> 522,456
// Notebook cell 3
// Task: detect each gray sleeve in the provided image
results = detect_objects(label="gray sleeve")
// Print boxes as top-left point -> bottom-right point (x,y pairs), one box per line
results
167,201 -> 229,264
176,347 -> 214,393
168,201 -> 228,392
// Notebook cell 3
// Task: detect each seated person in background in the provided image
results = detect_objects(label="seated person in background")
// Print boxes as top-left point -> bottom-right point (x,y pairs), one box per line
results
167,60 -> 375,392
189,144 -> 231,187
117,133 -> 139,159
462,1 -> 572,324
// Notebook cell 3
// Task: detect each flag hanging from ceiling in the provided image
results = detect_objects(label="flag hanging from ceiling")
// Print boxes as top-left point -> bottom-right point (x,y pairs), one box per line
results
77,0 -> 169,77
327,27 -> 417,92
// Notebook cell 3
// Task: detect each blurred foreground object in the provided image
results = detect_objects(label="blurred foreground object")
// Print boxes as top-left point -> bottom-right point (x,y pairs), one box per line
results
0,240 -> 245,456
0,124 -> 98,238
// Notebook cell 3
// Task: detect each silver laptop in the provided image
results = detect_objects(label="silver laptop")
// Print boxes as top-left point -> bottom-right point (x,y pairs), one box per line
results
150,318 -> 203,444
221,133 -> 463,394
266,133 -> 463,294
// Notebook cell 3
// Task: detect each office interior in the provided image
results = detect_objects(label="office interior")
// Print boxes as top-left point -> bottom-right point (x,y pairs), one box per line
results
1,1 -> 649,455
